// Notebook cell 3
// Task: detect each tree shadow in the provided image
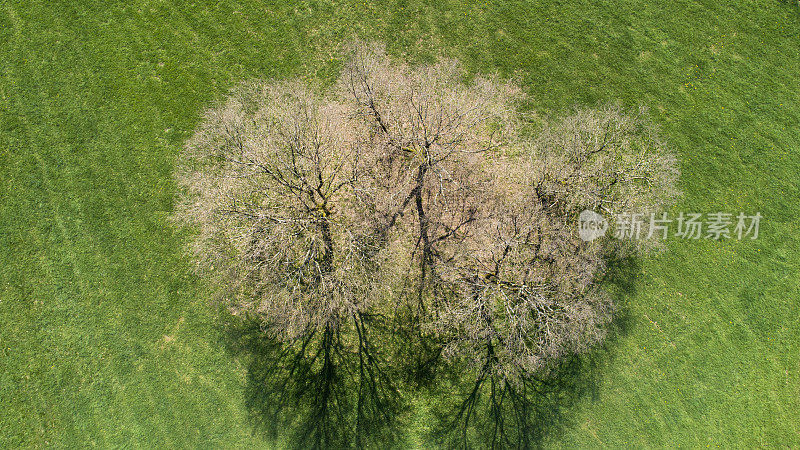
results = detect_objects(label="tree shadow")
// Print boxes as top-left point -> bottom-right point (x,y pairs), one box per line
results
218,255 -> 642,449
220,312 -> 410,449
424,255 -> 642,449
424,352 -> 603,449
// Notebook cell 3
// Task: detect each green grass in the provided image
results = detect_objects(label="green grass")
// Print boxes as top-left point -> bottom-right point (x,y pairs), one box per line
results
1,0 -> 798,447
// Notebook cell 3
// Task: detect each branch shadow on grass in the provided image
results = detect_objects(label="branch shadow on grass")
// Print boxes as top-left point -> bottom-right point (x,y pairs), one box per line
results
424,255 -> 641,449
218,256 -> 641,449
221,312 -> 410,449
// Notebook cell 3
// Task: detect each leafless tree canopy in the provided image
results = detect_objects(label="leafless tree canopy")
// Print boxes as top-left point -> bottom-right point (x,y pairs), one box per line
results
175,41 -> 679,442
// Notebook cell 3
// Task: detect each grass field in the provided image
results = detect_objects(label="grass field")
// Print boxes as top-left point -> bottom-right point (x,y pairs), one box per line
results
1,0 -> 799,447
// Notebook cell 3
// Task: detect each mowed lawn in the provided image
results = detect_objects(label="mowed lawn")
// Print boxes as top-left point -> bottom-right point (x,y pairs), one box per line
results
1,0 -> 798,447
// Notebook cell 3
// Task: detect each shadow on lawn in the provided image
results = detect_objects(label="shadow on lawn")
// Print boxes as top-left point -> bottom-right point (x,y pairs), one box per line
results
423,256 -> 641,448
221,312 -> 410,449
220,256 -> 641,449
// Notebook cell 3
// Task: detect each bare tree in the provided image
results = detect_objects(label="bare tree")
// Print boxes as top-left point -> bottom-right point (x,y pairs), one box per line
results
337,41 -> 522,309
429,103 -> 680,384
531,103 -> 680,219
175,40 -> 679,448
175,80 -> 374,339
175,79 -> 405,447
